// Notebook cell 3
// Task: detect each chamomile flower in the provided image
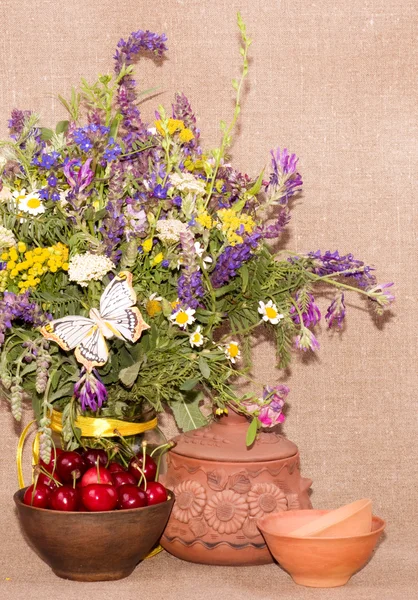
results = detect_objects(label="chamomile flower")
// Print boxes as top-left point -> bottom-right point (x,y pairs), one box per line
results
169,306 -> 196,329
13,189 -> 45,216
194,242 -> 213,269
224,341 -> 241,363
258,300 -> 284,325
189,325 -> 205,347
145,293 -> 163,317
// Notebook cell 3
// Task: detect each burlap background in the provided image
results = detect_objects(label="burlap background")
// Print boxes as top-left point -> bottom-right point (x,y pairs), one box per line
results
0,0 -> 416,598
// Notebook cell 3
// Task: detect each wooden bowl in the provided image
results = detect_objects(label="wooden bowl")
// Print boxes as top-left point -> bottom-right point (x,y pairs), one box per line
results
257,509 -> 385,588
14,488 -> 174,581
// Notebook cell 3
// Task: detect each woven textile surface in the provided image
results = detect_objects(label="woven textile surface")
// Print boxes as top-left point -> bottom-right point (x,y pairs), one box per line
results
0,1 -> 416,598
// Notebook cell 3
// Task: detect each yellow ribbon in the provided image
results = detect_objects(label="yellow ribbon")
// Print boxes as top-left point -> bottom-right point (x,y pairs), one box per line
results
17,410 -> 158,488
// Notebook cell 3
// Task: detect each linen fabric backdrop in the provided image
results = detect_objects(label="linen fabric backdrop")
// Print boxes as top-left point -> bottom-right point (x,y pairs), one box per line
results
0,1 -> 416,599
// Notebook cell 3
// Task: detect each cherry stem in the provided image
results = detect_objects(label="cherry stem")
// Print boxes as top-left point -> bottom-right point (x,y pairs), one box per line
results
72,471 -> 77,489
96,457 -> 101,483
154,442 -> 175,482
33,464 -> 63,487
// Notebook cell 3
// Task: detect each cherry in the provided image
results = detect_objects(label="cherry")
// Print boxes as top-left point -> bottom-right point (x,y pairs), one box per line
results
108,462 -> 125,474
81,466 -> 113,487
145,481 -> 168,505
49,485 -> 79,511
81,484 -> 118,511
39,448 -> 63,473
37,470 -> 63,492
118,485 -> 148,510
56,451 -> 86,483
23,483 -> 50,508
128,454 -> 157,482
112,471 -> 137,488
82,448 -> 108,469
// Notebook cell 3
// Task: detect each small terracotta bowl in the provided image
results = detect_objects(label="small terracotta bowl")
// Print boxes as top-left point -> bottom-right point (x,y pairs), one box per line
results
289,499 -> 372,538
14,488 -> 174,581
257,509 -> 385,588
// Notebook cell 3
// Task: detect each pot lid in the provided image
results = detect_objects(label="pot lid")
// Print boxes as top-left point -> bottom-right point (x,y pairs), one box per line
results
170,411 -> 298,462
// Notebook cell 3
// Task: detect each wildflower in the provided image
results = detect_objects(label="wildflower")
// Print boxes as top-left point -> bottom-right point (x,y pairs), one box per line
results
155,118 -> 184,136
194,242 -> 213,269
294,326 -> 320,352
170,172 -> 206,195
146,293 -> 162,317
189,325 -> 204,347
169,306 -> 196,329
266,147 -> 303,205
13,189 -> 45,216
217,208 -> 256,245
142,238 -> 153,253
152,252 -> 164,266
325,292 -> 346,329
156,218 -> 189,244
258,300 -> 284,325
178,128 -> 195,143
63,158 -> 94,193
225,341 -> 240,363
367,282 -> 395,311
211,232 -> 261,289
0,226 -> 16,249
74,368 -> 108,412
290,294 -> 321,327
196,211 -> 212,229
258,385 -> 288,427
68,253 -> 115,287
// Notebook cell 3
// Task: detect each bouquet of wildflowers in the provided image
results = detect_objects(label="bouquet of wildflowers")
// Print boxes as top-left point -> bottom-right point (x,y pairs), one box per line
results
0,16 -> 394,457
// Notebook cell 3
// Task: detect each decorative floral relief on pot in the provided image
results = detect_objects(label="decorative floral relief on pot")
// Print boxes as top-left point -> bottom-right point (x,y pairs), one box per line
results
172,480 -> 206,523
203,490 -> 248,535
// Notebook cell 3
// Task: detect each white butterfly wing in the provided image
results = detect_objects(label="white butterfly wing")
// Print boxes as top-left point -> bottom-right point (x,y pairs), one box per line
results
100,271 -> 137,318
40,317 -> 95,351
104,307 -> 150,343
74,326 -> 109,372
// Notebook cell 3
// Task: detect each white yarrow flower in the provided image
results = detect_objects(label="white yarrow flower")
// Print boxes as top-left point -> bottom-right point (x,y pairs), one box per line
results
189,325 -> 205,348
0,225 -> 16,248
156,218 -> 189,244
258,300 -> 284,325
68,253 -> 115,287
170,172 -> 206,195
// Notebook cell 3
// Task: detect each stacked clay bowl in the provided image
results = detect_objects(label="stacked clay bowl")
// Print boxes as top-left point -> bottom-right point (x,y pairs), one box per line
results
257,499 -> 385,588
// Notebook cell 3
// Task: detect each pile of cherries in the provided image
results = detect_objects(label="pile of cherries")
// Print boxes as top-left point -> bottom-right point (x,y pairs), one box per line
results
23,445 -> 169,512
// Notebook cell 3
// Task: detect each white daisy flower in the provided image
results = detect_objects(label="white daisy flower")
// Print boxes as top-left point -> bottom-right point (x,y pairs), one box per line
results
189,325 -> 205,348
68,253 -> 115,287
258,300 -> 284,325
194,242 -> 213,270
169,306 -> 196,329
13,189 -> 45,216
225,341 -> 241,363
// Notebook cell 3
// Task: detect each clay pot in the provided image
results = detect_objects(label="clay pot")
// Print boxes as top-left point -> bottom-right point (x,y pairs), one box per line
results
290,498 -> 372,537
257,509 -> 385,587
14,488 -> 174,581
161,411 -> 312,565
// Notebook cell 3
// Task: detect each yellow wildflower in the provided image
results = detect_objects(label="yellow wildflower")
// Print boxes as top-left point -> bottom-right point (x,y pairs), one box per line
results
17,242 -> 26,253
196,211 -> 212,229
178,128 -> 194,143
151,252 -> 164,266
9,247 -> 18,262
1,252 -> 8,260
142,238 -> 153,253
217,208 -> 256,246
155,118 -> 185,136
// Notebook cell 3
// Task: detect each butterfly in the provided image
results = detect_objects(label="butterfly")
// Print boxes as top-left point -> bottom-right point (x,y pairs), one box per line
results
40,271 -> 150,372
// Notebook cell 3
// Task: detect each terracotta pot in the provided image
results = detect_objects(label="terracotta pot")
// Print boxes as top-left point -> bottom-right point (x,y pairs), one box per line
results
14,488 -> 174,581
289,498 -> 372,537
257,509 -> 385,587
160,411 -> 312,565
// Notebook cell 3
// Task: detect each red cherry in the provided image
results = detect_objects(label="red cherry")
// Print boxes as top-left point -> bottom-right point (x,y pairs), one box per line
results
108,462 -> 125,474
145,481 -> 168,505
23,483 -> 50,508
39,448 -> 63,473
81,466 -> 113,487
128,454 -> 157,482
82,448 -> 108,469
118,484 -> 148,510
56,451 -> 86,483
112,471 -> 137,488
49,485 -> 79,511
37,470 -> 63,491
81,484 -> 118,511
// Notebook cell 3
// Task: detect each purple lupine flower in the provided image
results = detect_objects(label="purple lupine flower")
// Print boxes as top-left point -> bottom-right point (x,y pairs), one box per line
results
266,148 -> 303,205
211,232 -> 261,288
74,368 -> 108,412
262,208 -> 291,239
325,292 -> 346,329
63,158 -> 94,193
178,270 -> 205,309
290,293 -> 321,327
306,250 -> 376,289
8,109 -> 32,139
294,326 -> 320,352
0,292 -> 50,346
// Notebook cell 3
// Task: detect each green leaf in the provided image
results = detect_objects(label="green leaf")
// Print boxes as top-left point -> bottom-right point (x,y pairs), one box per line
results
119,361 -> 141,388
198,356 -> 211,379
56,120 -> 69,134
171,392 -> 207,431
248,169 -> 265,196
179,378 -> 200,391
246,417 -> 258,447
40,128 -> 54,141
241,264 -> 249,293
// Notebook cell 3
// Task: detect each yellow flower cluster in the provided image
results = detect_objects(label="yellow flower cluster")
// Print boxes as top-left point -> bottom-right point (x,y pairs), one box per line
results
1,242 -> 69,291
155,119 -> 194,143
184,156 -> 207,172
196,210 -> 213,229
217,208 -> 256,245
